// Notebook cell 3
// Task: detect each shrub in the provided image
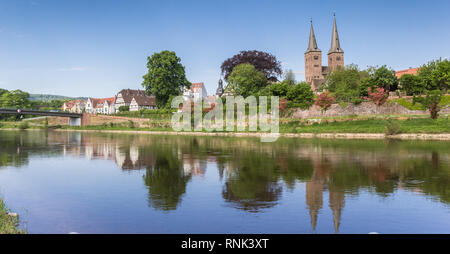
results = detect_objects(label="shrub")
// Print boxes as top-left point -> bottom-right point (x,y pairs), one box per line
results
314,91 -> 335,113
364,87 -> 388,106
18,121 -> 29,130
119,106 -> 129,112
413,90 -> 443,119
385,120 -> 402,135
286,82 -> 314,109
390,98 -> 424,110
43,118 -> 49,129
339,102 -> 348,109
127,120 -> 135,129
279,98 -> 287,112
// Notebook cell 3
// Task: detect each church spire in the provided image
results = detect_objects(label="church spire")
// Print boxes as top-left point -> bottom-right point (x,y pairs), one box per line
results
306,19 -> 321,53
216,79 -> 224,96
328,13 -> 343,54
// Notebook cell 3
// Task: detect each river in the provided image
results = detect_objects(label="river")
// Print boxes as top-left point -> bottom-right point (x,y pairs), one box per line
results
0,130 -> 449,233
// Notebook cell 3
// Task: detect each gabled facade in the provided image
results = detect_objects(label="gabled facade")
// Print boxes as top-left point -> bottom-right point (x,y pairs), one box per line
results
114,89 -> 151,111
86,97 -> 116,114
129,95 -> 157,111
191,82 -> 207,101
62,100 -> 86,113
182,82 -> 208,101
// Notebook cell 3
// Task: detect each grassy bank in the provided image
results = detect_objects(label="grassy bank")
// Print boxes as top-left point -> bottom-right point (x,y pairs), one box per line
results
0,198 -> 25,234
280,116 -> 450,134
1,114 -> 449,135
389,95 -> 450,110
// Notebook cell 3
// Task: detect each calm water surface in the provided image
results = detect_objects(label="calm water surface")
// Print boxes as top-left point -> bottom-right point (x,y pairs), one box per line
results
0,130 -> 449,234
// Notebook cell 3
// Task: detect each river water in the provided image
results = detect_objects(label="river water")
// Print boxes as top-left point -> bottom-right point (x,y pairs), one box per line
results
0,130 -> 449,233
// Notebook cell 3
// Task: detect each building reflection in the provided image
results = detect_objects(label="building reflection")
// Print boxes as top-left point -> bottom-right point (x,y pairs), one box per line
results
305,157 -> 346,233
0,131 -> 449,232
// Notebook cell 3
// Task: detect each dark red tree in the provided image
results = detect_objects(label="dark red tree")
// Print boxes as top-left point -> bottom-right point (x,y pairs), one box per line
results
279,98 -> 287,112
363,87 -> 388,106
314,91 -> 335,113
220,50 -> 282,81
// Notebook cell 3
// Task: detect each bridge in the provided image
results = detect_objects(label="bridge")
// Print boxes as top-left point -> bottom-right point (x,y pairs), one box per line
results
0,108 -> 84,126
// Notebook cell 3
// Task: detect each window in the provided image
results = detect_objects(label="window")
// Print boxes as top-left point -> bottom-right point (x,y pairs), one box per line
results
337,57 -> 341,61
314,56 -> 319,60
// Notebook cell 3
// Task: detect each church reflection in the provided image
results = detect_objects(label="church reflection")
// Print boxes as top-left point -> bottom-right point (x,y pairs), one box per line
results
0,131 -> 449,232
306,158 -> 345,233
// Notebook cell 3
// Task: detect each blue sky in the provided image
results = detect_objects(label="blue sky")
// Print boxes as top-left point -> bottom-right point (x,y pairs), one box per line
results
0,0 -> 449,98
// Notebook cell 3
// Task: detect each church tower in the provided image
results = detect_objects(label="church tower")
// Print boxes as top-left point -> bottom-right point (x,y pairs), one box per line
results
216,79 -> 224,97
304,20 -> 324,90
327,14 -> 344,71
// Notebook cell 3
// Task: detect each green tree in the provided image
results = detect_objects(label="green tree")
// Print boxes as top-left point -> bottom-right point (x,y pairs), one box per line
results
417,59 -> 450,92
398,74 -> 423,95
371,65 -> 398,91
428,59 -> 450,92
227,63 -> 268,98
286,82 -> 314,109
268,80 -> 290,97
142,50 -> 190,108
0,90 -> 31,108
418,60 -> 438,91
220,50 -> 282,81
359,77 -> 376,97
0,88 -> 8,97
323,64 -> 362,104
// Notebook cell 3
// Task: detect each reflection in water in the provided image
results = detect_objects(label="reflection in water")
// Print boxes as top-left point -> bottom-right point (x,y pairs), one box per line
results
143,148 -> 191,211
0,131 -> 449,232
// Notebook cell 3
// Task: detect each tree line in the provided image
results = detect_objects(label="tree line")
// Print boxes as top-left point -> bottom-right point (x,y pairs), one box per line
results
141,48 -> 448,119
0,88 -> 70,120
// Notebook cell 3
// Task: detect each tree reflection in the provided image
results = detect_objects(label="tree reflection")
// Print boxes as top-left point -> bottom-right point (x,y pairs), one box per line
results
0,130 -> 449,231
143,148 -> 191,211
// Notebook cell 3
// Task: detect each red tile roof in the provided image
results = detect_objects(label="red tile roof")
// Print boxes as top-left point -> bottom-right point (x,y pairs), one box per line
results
91,97 -> 116,108
190,82 -> 204,92
395,67 -> 420,78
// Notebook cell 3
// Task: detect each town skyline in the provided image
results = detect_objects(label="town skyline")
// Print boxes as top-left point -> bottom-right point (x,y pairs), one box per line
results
1,0 -> 449,98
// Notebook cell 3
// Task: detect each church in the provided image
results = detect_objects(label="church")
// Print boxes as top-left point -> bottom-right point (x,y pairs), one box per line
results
305,14 -> 344,91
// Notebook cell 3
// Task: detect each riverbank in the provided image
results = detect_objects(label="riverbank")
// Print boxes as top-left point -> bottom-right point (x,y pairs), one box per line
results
2,127 -> 449,141
1,115 -> 449,140
0,198 -> 25,234
56,129 -> 450,141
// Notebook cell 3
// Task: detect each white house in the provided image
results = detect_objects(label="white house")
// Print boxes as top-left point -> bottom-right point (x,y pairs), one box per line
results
114,89 -> 147,111
182,86 -> 193,101
85,97 -> 116,114
129,95 -> 157,111
62,100 -> 86,113
190,82 -> 207,101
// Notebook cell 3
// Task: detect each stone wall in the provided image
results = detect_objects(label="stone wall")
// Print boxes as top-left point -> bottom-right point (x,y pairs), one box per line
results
290,101 -> 450,119
48,114 -> 151,127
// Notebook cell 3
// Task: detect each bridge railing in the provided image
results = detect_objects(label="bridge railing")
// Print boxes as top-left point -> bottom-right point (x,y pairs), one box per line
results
0,108 -> 82,117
